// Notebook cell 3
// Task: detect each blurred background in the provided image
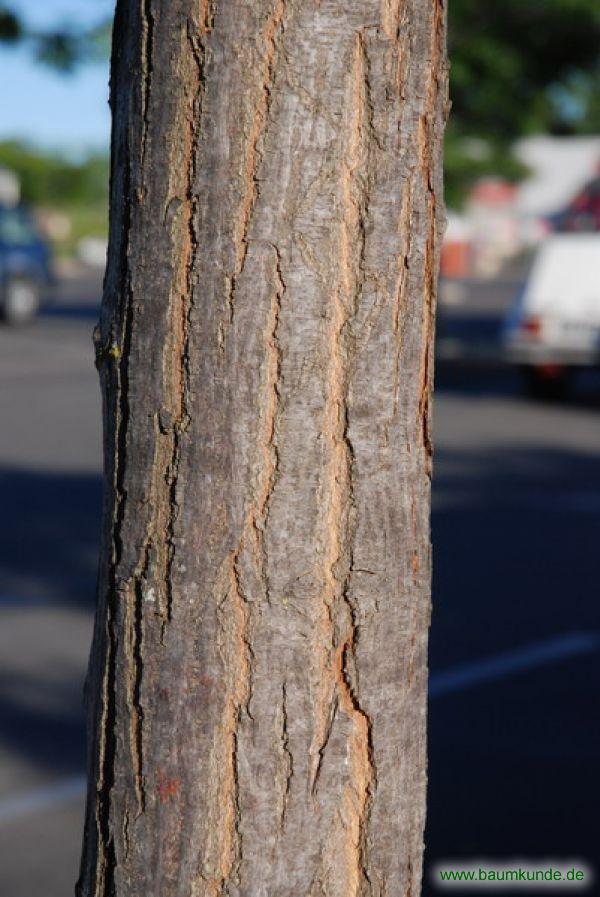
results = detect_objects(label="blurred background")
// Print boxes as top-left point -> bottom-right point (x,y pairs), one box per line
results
0,1 -> 599,894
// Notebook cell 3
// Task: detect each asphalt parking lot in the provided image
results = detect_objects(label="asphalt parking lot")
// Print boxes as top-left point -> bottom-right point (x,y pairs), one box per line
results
0,272 -> 100,896
0,272 -> 598,895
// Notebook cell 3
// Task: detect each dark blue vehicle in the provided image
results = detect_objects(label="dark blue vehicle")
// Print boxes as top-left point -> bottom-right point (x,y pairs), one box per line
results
0,203 -> 53,323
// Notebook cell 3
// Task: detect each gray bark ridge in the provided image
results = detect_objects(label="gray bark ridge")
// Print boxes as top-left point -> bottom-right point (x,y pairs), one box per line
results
78,1 -> 448,896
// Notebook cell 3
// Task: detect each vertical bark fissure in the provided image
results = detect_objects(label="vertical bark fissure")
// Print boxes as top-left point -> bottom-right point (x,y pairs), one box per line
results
206,556 -> 251,894
92,0 -> 160,878
128,544 -> 150,814
277,680 -> 293,830
402,0 -> 446,713
229,243 -> 285,592
207,241 -> 285,890
252,243 -> 285,595
95,155 -> 136,895
225,598 -> 247,895
226,0 -> 286,325
94,623 -> 116,897
311,33 -> 375,896
417,0 -> 446,468
381,0 -> 404,40
140,0 -> 155,173
161,21 -> 206,635
88,8 -> 212,889
310,694 -> 339,797
338,35 -> 376,893
389,181 -> 413,429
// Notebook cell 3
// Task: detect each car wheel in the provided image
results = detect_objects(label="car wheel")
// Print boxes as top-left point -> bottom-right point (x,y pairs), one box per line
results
521,364 -> 569,400
1,277 -> 40,324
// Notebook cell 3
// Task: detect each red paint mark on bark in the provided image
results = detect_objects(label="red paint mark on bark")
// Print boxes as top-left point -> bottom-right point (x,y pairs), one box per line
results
156,769 -> 182,802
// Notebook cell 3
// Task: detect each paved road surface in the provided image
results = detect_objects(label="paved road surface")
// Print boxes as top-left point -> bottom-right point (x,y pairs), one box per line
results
0,273 -> 598,895
0,273 -> 101,896
427,364 -> 600,893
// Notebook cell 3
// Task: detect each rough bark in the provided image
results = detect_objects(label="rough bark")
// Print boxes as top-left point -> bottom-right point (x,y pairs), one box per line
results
77,1 -> 448,895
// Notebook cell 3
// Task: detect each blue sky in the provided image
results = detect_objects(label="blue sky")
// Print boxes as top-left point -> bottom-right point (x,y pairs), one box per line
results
0,1 -> 114,155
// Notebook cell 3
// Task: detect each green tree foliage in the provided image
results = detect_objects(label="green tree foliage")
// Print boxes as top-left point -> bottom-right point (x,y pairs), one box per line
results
450,0 -> 600,138
0,140 -> 108,207
0,141 -> 109,252
447,0 -> 600,205
0,7 -> 111,251
0,6 -> 21,42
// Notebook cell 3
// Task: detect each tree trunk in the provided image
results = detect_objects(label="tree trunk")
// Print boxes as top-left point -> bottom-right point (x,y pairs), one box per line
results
77,1 -> 447,895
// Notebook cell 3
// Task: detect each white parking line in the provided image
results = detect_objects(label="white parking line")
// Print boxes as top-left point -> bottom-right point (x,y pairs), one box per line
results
429,631 -> 599,698
0,775 -> 85,825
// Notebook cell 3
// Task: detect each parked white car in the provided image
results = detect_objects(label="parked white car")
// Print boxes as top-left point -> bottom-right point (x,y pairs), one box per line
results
504,234 -> 600,396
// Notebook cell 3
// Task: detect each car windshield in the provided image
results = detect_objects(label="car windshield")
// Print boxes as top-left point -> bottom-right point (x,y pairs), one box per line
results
0,207 -> 38,245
